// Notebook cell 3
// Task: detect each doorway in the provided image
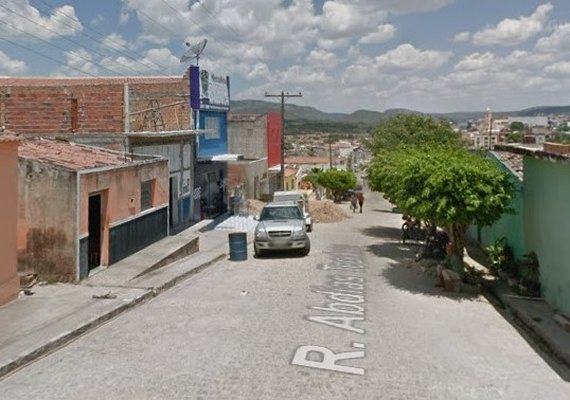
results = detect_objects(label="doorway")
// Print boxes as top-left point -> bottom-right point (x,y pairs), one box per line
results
88,194 -> 101,270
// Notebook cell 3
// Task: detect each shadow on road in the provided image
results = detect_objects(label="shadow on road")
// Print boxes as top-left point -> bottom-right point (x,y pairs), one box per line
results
360,226 -> 402,241
365,240 -> 480,302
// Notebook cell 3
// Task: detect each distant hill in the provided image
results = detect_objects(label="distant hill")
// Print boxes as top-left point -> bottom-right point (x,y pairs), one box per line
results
229,100 -> 570,131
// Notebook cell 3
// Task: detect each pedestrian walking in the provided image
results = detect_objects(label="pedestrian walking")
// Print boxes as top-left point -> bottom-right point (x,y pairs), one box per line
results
356,192 -> 364,213
350,193 -> 358,213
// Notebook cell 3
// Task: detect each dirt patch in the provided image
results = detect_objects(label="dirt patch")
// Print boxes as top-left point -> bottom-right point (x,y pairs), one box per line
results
247,199 -> 266,216
309,200 -> 350,223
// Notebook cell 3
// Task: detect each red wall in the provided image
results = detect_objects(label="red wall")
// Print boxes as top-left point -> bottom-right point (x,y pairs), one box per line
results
267,112 -> 282,169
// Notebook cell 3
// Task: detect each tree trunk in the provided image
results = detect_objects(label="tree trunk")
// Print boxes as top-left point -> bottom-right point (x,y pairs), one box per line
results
448,222 -> 466,261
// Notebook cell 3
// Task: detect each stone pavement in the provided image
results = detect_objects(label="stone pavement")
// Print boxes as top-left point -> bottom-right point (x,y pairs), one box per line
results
0,216 -> 254,379
2,207 -> 569,380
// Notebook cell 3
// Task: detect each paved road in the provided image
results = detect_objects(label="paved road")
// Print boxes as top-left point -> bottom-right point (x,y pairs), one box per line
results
1,193 -> 569,399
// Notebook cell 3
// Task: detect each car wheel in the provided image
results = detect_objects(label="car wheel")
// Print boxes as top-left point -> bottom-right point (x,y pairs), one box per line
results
254,244 -> 264,257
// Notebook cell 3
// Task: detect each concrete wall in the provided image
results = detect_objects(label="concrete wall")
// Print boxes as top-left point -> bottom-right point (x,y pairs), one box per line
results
227,159 -> 268,200
79,160 -> 169,267
523,157 -> 570,315
228,116 -> 267,159
17,160 -> 78,282
0,141 -> 20,305
131,136 -> 194,232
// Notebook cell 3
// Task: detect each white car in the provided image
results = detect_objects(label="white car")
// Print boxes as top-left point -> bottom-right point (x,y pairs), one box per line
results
272,191 -> 313,232
254,201 -> 311,257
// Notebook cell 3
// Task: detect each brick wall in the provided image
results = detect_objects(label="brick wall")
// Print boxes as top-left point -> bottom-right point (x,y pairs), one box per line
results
0,77 -> 189,136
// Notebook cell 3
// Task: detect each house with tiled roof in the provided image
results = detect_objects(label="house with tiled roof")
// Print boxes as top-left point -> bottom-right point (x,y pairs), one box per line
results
17,138 -> 169,281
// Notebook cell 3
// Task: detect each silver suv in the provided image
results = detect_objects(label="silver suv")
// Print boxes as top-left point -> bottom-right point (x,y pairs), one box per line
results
254,201 -> 311,257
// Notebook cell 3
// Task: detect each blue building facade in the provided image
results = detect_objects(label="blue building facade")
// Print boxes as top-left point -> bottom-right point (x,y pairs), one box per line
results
189,66 -> 230,220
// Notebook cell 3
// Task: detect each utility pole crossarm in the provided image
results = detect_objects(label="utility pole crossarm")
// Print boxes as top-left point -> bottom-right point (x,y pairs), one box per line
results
264,91 -> 302,191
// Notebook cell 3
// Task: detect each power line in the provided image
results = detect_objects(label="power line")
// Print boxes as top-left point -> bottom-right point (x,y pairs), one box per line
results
0,3 -> 147,77
0,36 -> 98,77
264,91 -> 303,191
0,20 -> 125,76
32,0 -> 177,75
196,0 -> 242,40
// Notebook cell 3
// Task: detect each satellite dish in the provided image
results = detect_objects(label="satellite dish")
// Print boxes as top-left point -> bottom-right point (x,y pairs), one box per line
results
180,38 -> 208,65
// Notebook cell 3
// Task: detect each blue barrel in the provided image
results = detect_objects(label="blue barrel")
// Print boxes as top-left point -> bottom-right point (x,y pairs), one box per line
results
228,232 -> 248,261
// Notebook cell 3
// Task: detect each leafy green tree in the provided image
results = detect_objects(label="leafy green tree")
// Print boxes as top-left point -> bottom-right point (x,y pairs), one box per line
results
509,121 -> 525,132
507,132 -> 524,143
369,145 -> 514,261
369,114 -> 460,154
316,169 -> 357,202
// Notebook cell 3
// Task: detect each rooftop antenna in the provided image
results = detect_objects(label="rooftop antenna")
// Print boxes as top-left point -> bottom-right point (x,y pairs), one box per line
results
180,38 -> 208,65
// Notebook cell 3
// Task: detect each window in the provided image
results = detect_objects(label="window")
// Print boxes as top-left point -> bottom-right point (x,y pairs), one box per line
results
204,116 -> 220,139
247,128 -> 253,136
141,180 -> 154,211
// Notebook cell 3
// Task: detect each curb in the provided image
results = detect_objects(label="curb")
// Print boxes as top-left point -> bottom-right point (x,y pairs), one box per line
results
0,248 -> 231,380
0,289 -> 154,379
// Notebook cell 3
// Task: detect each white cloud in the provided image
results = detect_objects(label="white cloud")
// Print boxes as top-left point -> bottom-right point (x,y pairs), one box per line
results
536,23 -> 570,52
472,3 -> 552,46
544,61 -> 570,77
363,0 -> 455,13
57,49 -> 98,76
90,14 -> 104,26
359,24 -> 396,44
373,44 -> 452,73
101,47 -> 179,74
453,32 -> 470,42
0,0 -> 82,40
101,33 -> 130,52
319,1 -> 387,39
454,52 -> 497,72
0,51 -> 28,74
246,63 -> 271,81
307,49 -> 339,69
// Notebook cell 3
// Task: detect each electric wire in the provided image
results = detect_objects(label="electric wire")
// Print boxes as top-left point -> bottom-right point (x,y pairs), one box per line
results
0,3 -> 147,77
32,0 -> 178,75
0,19 -> 126,76
0,36 -> 99,77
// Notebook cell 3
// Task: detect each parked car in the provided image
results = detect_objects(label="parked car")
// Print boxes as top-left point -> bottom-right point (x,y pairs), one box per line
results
254,201 -> 311,257
272,191 -> 313,232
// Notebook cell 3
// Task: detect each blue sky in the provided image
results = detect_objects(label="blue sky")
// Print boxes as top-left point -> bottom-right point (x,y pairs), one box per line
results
2,1 -> 570,113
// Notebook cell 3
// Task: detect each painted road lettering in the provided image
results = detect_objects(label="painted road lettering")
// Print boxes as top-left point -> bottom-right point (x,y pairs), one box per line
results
292,246 -> 368,376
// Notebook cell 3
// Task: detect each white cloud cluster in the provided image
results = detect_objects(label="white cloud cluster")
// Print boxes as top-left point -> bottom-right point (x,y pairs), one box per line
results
472,3 -> 553,46
0,50 -> 28,74
0,0 -> 82,40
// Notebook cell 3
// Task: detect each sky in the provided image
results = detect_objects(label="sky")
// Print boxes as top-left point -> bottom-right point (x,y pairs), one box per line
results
2,0 -> 570,113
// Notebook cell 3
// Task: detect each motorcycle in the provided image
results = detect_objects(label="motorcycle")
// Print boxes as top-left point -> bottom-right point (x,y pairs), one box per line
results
415,225 -> 449,261
401,216 -> 426,244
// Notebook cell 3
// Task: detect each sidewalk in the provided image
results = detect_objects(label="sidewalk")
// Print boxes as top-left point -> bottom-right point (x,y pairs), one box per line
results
0,217 -> 254,379
464,243 -> 570,368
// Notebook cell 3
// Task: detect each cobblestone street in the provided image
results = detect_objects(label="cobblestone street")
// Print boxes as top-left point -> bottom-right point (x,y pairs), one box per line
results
1,192 -> 568,399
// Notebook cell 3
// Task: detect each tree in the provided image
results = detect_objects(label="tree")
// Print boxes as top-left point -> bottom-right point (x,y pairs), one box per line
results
369,145 -> 514,262
369,114 -> 460,154
509,121 -> 525,132
506,132 -> 524,143
315,169 -> 357,202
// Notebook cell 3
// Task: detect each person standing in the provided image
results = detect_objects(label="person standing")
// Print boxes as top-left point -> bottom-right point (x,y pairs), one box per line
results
356,192 -> 364,213
350,193 -> 358,213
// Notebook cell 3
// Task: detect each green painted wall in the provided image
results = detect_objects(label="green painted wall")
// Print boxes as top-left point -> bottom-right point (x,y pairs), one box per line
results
467,153 -> 525,261
524,157 -> 570,315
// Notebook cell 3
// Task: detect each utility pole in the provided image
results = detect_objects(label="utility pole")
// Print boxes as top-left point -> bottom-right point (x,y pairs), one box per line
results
264,91 -> 302,190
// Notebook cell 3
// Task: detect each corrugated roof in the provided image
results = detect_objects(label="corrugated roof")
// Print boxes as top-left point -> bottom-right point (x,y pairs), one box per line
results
0,76 -> 184,86
0,132 -> 21,143
18,139 -> 132,171
285,156 -> 339,165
